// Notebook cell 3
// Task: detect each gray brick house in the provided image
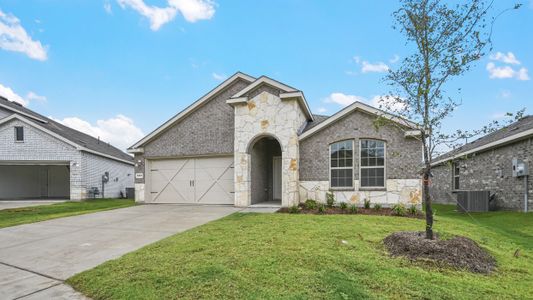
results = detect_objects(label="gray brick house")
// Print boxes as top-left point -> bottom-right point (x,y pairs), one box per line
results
129,72 -> 423,207
431,116 -> 533,211
0,96 -> 134,200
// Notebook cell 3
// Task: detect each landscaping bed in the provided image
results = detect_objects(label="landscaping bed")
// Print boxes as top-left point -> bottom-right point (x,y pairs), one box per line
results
278,199 -> 424,218
384,231 -> 496,274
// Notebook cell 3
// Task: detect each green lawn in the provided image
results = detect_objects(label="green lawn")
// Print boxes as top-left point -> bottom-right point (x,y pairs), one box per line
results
68,205 -> 532,299
0,199 -> 135,228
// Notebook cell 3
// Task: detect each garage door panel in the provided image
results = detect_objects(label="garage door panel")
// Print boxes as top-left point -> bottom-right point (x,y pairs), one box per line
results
148,156 -> 234,204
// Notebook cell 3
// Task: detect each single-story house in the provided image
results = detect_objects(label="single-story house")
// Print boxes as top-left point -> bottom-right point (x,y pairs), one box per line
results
0,96 -> 134,200
128,72 -> 423,207
431,115 -> 533,211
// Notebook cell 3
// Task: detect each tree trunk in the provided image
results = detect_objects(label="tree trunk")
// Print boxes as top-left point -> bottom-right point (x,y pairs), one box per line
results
423,168 -> 434,240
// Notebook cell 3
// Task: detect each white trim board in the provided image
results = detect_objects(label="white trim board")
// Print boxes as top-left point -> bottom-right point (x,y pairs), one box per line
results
128,72 -> 256,151
431,128 -> 533,166
299,101 -> 418,141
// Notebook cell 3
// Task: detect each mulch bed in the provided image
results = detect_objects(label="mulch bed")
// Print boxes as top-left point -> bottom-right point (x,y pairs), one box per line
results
383,231 -> 496,274
277,205 -> 424,219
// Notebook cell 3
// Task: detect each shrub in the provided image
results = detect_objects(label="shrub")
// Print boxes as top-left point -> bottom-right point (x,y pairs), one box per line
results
349,204 -> 358,214
305,199 -> 318,210
339,202 -> 348,210
373,203 -> 382,211
318,203 -> 326,214
288,205 -> 300,214
326,191 -> 335,208
392,203 -> 407,216
408,205 -> 418,215
363,199 -> 371,209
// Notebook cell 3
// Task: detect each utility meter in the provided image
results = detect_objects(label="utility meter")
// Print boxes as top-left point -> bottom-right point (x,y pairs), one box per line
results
512,158 -> 528,177
102,171 -> 110,183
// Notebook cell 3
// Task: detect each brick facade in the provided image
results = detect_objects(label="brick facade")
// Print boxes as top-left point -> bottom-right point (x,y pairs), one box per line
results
431,137 -> 533,211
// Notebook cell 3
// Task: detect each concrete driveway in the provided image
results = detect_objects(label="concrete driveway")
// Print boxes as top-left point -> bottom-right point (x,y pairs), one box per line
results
0,204 -> 240,299
0,201 -> 66,210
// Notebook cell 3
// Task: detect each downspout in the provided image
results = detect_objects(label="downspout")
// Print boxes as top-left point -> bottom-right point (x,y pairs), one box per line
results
525,175 -> 529,213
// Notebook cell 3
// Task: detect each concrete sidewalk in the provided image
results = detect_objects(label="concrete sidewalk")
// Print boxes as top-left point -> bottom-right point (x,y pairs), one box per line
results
0,200 -> 66,210
0,204 -> 240,299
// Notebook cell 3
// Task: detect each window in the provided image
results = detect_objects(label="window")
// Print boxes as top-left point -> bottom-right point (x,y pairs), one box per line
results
360,139 -> 385,188
453,162 -> 460,190
330,140 -> 353,188
14,126 -> 24,142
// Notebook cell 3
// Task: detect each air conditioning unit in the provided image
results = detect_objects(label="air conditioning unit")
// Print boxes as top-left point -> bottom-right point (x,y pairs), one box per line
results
456,191 -> 490,212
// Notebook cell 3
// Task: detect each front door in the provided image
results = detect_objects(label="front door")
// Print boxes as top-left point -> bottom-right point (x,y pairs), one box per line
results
273,156 -> 282,201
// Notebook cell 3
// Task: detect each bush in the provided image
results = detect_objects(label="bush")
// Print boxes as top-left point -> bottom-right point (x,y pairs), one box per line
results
373,203 -> 382,211
339,202 -> 348,210
349,204 -> 358,214
363,199 -> 371,209
288,205 -> 300,214
305,199 -> 318,210
392,203 -> 407,216
408,205 -> 418,215
318,203 -> 326,214
326,191 -> 335,208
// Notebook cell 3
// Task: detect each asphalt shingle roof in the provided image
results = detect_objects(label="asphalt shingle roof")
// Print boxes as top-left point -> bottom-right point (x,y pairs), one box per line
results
302,114 -> 330,133
434,115 -> 533,162
0,96 -> 133,163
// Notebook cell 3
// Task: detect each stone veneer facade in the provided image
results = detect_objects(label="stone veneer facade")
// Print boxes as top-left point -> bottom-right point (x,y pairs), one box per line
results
232,89 -> 307,207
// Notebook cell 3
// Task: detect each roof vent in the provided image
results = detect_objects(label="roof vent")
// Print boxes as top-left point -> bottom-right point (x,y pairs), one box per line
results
11,101 -> 23,107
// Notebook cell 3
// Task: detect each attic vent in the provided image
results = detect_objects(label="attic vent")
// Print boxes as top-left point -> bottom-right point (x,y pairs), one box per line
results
509,126 -> 520,132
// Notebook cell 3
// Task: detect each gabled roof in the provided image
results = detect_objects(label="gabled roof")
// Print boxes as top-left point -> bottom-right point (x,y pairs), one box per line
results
128,72 -> 256,151
228,76 -> 314,121
0,96 -> 133,164
299,101 -> 419,140
432,115 -> 533,166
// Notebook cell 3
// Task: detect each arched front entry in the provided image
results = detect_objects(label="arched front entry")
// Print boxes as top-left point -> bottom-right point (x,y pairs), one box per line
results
248,135 -> 282,205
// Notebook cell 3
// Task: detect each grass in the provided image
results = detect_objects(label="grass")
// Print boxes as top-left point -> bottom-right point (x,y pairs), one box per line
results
0,199 -> 135,228
68,204 -> 532,299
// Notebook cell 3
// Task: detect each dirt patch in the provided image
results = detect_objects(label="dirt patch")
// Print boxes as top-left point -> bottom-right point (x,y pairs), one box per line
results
383,231 -> 496,274
278,206 -> 423,219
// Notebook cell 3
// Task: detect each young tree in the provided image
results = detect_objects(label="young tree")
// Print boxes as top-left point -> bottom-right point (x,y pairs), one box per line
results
376,0 -> 522,239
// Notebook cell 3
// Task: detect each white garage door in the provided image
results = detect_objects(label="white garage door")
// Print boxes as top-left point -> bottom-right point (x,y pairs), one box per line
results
149,156 -> 234,204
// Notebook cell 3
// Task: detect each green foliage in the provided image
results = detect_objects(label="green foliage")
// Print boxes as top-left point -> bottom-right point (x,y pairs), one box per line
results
363,199 -> 371,209
349,204 -> 358,214
391,204 -> 407,216
339,202 -> 348,210
408,205 -> 419,215
288,205 -> 300,214
373,203 -> 382,211
0,199 -> 134,229
326,191 -> 335,208
305,199 -> 318,210
317,203 -> 326,214
69,204 -> 533,299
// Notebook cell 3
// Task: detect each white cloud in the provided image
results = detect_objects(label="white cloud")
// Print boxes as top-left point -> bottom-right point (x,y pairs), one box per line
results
104,1 -> 113,14
51,115 -> 144,151
361,61 -> 389,73
26,91 -> 47,103
212,72 -> 227,81
316,107 -> 327,114
117,0 -> 215,31
324,92 -> 366,106
389,54 -> 400,64
0,83 -> 28,106
491,112 -> 508,120
498,90 -> 511,99
486,62 -> 529,81
352,56 -> 361,64
0,10 -> 47,61
490,52 -> 520,65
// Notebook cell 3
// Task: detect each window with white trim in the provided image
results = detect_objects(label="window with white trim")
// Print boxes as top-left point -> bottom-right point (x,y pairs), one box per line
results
453,162 -> 460,190
330,140 -> 353,188
14,126 -> 24,142
360,139 -> 385,188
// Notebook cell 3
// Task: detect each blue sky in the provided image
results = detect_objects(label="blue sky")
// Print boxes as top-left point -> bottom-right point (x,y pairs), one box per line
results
0,0 -> 531,150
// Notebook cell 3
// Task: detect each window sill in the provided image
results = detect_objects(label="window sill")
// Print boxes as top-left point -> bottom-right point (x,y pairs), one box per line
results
14,141 -> 24,143
329,187 -> 355,191
359,187 -> 387,191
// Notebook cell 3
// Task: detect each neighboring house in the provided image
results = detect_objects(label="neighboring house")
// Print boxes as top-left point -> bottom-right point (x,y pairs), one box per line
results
129,72 -> 423,207
0,96 -> 134,200
431,116 -> 533,211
